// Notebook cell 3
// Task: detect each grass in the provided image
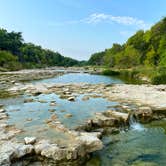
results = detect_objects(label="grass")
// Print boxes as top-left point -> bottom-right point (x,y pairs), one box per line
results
102,69 -> 120,76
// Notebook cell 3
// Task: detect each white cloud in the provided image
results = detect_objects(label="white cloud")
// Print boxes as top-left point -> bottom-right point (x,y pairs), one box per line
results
49,13 -> 150,29
83,13 -> 149,29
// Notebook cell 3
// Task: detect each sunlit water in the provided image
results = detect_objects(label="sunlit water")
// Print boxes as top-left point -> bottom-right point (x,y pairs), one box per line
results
1,93 -> 118,143
33,73 -> 124,84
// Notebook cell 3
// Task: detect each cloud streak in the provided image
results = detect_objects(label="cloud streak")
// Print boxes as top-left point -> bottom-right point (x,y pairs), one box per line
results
49,13 -> 150,29
82,13 -> 149,28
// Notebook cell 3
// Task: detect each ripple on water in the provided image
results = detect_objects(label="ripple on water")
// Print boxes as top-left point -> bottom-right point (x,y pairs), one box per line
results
86,123 -> 166,166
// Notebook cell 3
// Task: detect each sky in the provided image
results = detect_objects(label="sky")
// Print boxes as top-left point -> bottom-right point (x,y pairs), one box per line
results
0,0 -> 166,60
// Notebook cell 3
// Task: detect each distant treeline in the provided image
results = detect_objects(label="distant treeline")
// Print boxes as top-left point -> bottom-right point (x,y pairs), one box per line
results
88,17 -> 166,68
0,29 -> 83,71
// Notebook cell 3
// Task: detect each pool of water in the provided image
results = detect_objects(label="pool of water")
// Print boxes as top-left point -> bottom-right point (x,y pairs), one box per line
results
33,73 -> 124,84
2,93 -> 118,142
86,121 -> 166,166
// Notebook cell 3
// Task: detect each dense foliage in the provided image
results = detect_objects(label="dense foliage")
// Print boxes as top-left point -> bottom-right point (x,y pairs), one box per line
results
0,28 -> 80,70
88,17 -> 166,68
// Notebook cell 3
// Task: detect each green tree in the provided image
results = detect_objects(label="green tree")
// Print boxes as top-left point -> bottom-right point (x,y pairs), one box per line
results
158,35 -> 166,66
144,47 -> 156,67
104,43 -> 123,67
0,50 -> 22,70
88,51 -> 105,65
115,46 -> 140,68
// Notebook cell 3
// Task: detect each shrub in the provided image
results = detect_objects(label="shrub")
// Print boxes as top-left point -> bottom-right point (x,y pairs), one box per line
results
102,69 -> 120,76
151,74 -> 166,85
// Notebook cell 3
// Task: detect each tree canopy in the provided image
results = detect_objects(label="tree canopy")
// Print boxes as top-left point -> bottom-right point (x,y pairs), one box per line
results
0,28 -> 80,70
88,17 -> 166,68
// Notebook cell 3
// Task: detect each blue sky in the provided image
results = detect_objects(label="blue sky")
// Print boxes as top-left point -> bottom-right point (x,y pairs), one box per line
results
0,0 -> 166,60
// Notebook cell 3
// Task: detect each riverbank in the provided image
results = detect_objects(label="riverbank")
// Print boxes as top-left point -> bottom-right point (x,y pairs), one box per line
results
102,67 -> 166,85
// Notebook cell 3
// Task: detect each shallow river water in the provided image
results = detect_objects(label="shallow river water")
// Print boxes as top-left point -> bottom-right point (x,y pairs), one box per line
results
1,73 -> 166,165
33,73 -> 124,84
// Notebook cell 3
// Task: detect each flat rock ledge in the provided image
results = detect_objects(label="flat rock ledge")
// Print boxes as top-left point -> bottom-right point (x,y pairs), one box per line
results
0,104 -> 130,165
0,131 -> 103,166
76,110 -> 129,133
0,106 -> 104,165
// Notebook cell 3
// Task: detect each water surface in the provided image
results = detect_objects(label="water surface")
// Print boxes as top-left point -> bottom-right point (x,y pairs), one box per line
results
2,93 -> 118,142
87,121 -> 166,166
33,73 -> 124,84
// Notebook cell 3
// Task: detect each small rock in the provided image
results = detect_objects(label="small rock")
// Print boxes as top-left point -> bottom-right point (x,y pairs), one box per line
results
11,80 -> 16,84
82,96 -> 90,101
50,102 -> 56,106
51,114 -> 58,120
68,97 -> 75,101
65,114 -> 73,118
60,110 -> 66,112
38,100 -> 47,103
24,98 -> 34,103
48,109 -> 56,112
26,118 -> 32,121
0,109 -> 5,113
45,119 -> 52,124
24,137 -> 36,144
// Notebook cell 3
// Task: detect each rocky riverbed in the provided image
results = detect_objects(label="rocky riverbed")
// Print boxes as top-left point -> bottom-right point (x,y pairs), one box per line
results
0,67 -> 101,91
1,69 -> 166,165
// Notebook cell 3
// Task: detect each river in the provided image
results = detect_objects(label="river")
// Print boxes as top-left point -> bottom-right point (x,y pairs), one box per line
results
1,72 -> 166,166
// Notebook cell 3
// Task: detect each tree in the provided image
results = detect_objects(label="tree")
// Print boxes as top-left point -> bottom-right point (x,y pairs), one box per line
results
0,50 -> 22,70
0,29 -> 23,55
115,46 -> 140,68
144,47 -> 156,67
104,44 -> 123,67
88,51 -> 105,65
158,35 -> 166,66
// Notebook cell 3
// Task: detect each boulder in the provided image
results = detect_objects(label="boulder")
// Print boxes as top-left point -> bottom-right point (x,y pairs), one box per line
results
134,106 -> 153,123
76,132 -> 103,153
104,110 -> 129,123
14,144 -> 34,158
34,140 -> 51,154
24,137 -> 36,144
0,142 -> 34,165
93,113 -> 118,127
0,153 -> 11,166
41,144 -> 63,160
